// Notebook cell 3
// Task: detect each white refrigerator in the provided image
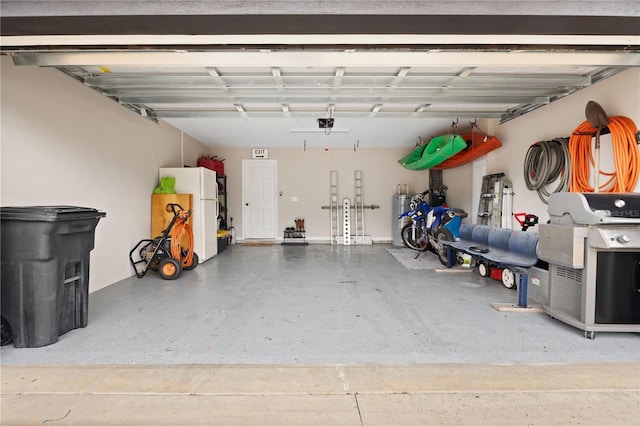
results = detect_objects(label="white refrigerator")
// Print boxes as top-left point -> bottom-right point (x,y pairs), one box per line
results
158,167 -> 218,262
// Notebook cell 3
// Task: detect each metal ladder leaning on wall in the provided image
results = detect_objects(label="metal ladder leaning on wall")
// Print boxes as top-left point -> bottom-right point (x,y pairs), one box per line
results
477,172 -> 506,226
326,170 -> 376,245
329,170 -> 339,244
353,170 -> 364,244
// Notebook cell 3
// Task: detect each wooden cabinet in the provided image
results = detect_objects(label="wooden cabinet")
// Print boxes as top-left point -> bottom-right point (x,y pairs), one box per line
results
151,194 -> 193,244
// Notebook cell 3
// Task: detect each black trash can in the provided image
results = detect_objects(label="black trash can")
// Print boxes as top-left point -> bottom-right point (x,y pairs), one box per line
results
1,206 -> 106,348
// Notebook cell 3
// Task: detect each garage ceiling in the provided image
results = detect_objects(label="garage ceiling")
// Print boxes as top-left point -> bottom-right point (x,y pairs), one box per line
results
2,2 -> 639,148
9,50 -> 632,122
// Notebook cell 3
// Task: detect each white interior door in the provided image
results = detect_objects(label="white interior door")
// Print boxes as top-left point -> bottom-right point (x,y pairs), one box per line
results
243,160 -> 277,239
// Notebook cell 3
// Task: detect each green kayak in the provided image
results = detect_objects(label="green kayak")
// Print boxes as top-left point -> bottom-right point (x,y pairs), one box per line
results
399,134 -> 468,170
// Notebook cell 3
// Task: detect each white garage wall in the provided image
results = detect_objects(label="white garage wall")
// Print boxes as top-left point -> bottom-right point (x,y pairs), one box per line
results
0,56 -> 210,292
445,68 -> 640,227
211,147 -> 430,242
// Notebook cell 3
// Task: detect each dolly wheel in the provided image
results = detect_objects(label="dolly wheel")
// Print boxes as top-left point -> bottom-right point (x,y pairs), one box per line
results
183,252 -> 199,270
159,258 -> 182,280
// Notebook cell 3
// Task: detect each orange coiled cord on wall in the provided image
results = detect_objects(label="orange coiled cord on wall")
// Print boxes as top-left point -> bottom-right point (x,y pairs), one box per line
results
569,116 -> 640,193
169,210 -> 195,267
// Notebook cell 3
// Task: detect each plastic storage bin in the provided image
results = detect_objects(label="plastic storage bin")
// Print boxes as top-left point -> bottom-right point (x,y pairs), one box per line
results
1,206 -> 106,348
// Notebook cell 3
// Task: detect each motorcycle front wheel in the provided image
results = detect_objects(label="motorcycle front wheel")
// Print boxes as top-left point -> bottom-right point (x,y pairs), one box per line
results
401,223 -> 429,251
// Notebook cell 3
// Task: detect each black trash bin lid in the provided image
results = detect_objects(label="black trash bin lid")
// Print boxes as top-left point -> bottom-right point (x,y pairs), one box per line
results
0,206 -> 106,222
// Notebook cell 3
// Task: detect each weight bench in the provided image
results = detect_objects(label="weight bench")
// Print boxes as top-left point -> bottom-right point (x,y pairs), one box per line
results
441,224 -> 539,307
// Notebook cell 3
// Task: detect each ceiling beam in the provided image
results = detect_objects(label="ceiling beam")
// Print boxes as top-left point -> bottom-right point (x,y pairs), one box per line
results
105,87 -> 564,98
83,74 -> 594,89
118,94 -> 550,104
11,50 -> 640,68
153,109 -> 505,119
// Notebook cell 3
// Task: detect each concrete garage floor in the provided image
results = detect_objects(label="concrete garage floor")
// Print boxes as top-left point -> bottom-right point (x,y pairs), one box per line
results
2,244 -> 639,424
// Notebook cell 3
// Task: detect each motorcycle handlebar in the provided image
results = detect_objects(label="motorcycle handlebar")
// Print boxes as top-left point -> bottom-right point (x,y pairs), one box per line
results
410,190 -> 430,202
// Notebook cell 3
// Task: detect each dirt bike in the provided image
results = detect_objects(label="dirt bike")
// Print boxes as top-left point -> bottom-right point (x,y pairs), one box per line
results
399,190 -> 467,264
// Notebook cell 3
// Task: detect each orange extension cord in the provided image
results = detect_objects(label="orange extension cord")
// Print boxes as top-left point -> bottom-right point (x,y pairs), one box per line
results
569,116 -> 640,193
169,210 -> 195,268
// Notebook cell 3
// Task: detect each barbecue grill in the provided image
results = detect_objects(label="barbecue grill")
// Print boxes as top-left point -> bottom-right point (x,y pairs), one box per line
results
537,192 -> 640,338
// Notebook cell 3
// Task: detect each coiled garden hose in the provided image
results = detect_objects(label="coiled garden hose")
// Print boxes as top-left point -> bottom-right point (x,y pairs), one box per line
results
523,138 -> 571,204
169,211 -> 195,267
569,116 -> 639,193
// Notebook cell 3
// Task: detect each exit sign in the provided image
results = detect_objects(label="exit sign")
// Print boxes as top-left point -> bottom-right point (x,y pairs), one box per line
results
252,148 -> 269,159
